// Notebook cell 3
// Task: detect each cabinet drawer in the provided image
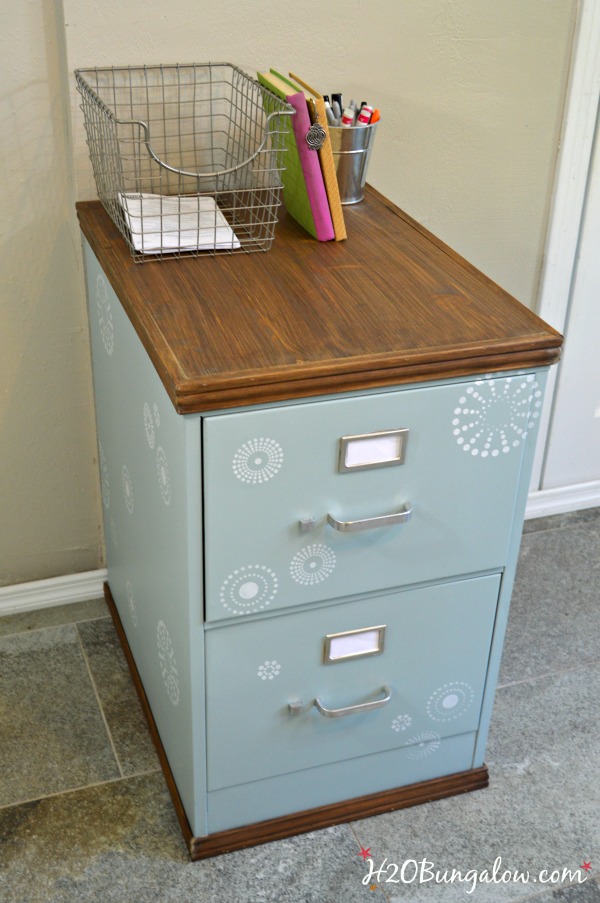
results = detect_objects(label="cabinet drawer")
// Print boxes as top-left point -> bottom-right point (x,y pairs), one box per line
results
203,376 -> 537,621
205,573 -> 500,791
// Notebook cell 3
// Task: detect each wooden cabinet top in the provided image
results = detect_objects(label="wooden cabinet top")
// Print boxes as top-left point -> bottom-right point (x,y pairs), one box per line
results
77,188 -> 562,413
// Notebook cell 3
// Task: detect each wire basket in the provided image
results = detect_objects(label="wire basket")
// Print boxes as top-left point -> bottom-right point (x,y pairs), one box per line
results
75,63 -> 294,261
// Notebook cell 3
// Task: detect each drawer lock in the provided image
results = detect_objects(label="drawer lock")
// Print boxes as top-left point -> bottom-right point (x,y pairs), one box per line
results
288,684 -> 392,719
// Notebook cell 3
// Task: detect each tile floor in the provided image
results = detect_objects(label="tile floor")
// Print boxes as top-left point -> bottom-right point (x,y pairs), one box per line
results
1,509 -> 598,902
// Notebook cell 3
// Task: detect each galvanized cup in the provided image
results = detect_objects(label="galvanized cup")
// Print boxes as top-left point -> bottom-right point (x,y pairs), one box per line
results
329,122 -> 378,204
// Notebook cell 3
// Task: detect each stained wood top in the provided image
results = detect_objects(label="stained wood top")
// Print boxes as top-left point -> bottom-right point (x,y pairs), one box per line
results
77,188 -> 562,413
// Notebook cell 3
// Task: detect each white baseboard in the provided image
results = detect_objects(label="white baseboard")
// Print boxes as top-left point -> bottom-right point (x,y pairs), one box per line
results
526,481 -> 600,520
0,569 -> 107,618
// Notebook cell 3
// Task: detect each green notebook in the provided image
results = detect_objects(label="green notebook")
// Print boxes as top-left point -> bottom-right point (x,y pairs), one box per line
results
257,71 -> 318,239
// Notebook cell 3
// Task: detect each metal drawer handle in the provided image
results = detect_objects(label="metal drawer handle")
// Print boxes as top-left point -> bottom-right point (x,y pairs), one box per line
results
327,502 -> 412,533
289,685 -> 392,719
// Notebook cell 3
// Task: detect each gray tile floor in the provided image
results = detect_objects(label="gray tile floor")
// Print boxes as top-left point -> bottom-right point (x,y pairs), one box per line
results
1,509 -> 598,902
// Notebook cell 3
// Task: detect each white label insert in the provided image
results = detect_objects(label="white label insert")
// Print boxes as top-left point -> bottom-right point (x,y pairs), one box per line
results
324,625 -> 386,663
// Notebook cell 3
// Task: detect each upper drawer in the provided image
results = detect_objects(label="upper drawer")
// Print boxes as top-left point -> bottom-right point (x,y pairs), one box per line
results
203,375 -> 539,621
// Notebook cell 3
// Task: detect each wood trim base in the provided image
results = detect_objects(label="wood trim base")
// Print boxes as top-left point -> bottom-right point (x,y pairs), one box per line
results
104,583 -> 195,853
105,582 -> 489,861
190,766 -> 490,860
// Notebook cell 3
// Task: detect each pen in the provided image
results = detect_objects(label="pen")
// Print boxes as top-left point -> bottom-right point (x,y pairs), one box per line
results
325,106 -> 337,127
331,99 -> 342,125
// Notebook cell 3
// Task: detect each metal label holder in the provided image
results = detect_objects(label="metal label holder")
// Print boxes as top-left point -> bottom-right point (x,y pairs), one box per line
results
338,428 -> 409,473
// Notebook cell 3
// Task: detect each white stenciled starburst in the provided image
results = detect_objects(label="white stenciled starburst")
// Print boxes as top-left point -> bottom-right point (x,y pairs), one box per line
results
96,273 -> 114,356
126,580 -> 138,628
426,682 -> 474,722
391,714 -> 413,732
289,544 -> 336,586
451,376 -> 542,457
257,660 -> 281,681
219,565 -> 279,615
98,442 -> 110,509
232,438 -> 284,484
121,465 -> 134,514
156,446 -> 171,505
405,731 -> 441,759
157,620 -> 179,706
143,402 -> 156,449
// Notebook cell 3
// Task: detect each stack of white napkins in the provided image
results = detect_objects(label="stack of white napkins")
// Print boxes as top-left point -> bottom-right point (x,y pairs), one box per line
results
118,192 -> 241,253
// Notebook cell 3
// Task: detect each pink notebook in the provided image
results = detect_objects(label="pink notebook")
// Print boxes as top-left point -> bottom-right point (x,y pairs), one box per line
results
285,92 -> 335,241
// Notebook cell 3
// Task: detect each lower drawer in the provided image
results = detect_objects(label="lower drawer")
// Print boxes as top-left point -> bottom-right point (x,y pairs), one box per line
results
207,732 -> 478,834
205,573 -> 500,791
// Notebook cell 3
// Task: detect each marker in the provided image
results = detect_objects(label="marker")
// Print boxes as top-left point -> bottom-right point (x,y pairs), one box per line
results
331,99 -> 342,125
341,107 -> 355,127
370,108 -> 381,123
356,104 -> 373,126
325,106 -> 337,127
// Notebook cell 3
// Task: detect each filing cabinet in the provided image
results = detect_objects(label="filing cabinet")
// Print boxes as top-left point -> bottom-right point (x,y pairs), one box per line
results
78,187 -> 562,859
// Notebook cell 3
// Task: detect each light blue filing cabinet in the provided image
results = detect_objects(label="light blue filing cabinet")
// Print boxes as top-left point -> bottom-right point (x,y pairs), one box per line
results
78,189 -> 562,859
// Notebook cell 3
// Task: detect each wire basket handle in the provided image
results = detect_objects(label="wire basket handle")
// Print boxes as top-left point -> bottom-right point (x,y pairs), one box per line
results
111,109 -> 294,181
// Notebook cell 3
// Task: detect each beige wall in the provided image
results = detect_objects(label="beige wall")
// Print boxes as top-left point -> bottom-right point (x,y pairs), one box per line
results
0,0 -> 102,585
0,0 -> 576,586
65,0 -> 576,305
